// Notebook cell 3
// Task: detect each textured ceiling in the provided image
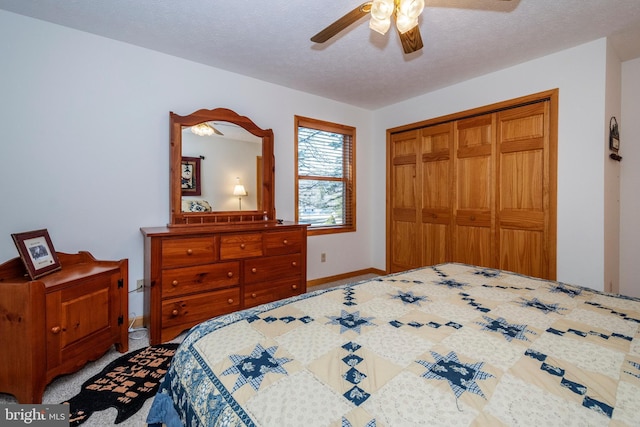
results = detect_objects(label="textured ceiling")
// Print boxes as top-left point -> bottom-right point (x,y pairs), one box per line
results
1,0 -> 640,109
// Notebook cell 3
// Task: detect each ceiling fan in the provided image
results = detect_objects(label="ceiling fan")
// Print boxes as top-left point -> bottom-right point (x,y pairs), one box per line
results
311,0 -> 511,54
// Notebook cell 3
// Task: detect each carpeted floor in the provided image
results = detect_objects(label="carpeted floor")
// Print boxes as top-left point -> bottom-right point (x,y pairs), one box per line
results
0,273 -> 378,426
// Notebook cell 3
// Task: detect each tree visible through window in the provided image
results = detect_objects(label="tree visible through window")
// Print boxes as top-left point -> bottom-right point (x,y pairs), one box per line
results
295,116 -> 355,235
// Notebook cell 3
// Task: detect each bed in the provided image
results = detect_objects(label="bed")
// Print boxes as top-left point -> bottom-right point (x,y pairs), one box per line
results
146,263 -> 640,426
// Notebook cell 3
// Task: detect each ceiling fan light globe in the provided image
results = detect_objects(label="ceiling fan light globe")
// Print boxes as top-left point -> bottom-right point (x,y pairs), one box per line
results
396,14 -> 418,34
370,0 -> 394,20
191,123 -> 215,137
369,16 -> 391,35
398,0 -> 425,19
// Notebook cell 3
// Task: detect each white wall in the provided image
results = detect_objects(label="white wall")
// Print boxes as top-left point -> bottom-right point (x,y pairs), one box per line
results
0,10 -> 374,317
620,57 -> 640,297
372,39 -> 610,291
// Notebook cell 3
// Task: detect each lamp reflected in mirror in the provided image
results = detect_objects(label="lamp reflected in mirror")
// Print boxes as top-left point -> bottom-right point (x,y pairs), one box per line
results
233,177 -> 247,210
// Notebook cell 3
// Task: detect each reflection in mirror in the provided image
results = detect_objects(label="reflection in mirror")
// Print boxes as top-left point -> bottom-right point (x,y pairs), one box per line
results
181,122 -> 262,212
169,108 -> 275,226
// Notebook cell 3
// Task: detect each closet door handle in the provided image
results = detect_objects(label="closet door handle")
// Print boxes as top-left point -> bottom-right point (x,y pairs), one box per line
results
51,326 -> 61,334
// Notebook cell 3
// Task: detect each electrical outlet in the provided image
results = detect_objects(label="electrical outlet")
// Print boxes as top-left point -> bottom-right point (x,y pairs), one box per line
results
136,279 -> 144,292
321,253 -> 326,262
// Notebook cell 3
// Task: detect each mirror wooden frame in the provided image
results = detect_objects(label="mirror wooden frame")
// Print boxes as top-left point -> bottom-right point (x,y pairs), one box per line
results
169,108 -> 275,226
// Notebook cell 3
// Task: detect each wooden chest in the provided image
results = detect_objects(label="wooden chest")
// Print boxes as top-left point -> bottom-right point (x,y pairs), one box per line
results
0,251 -> 128,403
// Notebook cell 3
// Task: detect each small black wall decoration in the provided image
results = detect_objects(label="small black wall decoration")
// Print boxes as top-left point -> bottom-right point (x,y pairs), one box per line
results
609,116 -> 622,161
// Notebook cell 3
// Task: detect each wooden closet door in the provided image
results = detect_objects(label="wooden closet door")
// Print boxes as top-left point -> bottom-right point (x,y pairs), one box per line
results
420,123 -> 454,266
389,130 -> 420,272
387,90 -> 557,278
497,101 -> 556,279
454,114 -> 495,267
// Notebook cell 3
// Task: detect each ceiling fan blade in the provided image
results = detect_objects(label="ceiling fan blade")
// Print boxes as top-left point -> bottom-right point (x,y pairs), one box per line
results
210,124 -> 224,136
311,2 -> 372,43
399,25 -> 423,54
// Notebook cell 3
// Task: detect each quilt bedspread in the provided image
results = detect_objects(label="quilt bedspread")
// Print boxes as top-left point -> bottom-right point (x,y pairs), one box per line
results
147,263 -> 640,426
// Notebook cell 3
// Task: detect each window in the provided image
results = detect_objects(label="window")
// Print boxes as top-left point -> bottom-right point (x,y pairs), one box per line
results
295,116 -> 355,235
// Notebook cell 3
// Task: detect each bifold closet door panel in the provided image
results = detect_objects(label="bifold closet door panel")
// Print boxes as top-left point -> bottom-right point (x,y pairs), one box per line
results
389,130 -> 420,272
454,114 -> 496,268
420,123 -> 454,266
497,101 -> 554,279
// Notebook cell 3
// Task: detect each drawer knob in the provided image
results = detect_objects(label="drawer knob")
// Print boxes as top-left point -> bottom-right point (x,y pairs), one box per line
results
227,298 -> 234,304
251,268 -> 257,274
240,244 -> 246,249
283,239 -> 288,245
172,280 -> 179,287
251,293 -> 257,298
171,309 -> 179,316
51,326 -> 61,334
227,271 -> 234,278
186,249 -> 193,255
292,284 -> 298,290
291,261 -> 297,267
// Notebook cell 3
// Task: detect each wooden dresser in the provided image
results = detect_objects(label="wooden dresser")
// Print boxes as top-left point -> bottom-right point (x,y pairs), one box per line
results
0,251 -> 128,403
141,222 -> 308,345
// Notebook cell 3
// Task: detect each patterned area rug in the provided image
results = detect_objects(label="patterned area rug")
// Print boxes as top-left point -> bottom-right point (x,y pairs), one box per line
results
62,343 -> 179,426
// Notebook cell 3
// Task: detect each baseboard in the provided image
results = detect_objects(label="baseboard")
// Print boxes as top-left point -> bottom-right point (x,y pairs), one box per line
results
307,267 -> 386,288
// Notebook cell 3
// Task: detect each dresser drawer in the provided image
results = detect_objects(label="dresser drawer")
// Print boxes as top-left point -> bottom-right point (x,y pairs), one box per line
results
161,287 -> 241,329
264,230 -> 303,255
161,262 -> 240,298
244,254 -> 301,284
162,237 -> 216,268
220,233 -> 263,259
244,278 -> 304,308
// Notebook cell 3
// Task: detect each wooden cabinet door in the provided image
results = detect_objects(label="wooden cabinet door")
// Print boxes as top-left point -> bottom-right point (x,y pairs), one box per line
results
497,101 -> 555,279
420,123 -> 454,265
389,130 -> 420,272
46,270 -> 122,374
454,114 -> 495,267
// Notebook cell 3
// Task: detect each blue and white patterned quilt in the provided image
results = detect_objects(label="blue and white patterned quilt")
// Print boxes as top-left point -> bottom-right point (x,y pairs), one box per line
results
147,263 -> 640,426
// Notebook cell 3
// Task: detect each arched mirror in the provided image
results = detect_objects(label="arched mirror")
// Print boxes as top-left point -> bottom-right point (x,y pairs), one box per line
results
169,108 -> 275,226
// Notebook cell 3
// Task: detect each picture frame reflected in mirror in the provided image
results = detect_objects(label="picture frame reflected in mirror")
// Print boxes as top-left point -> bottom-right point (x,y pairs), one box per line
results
181,156 -> 201,196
